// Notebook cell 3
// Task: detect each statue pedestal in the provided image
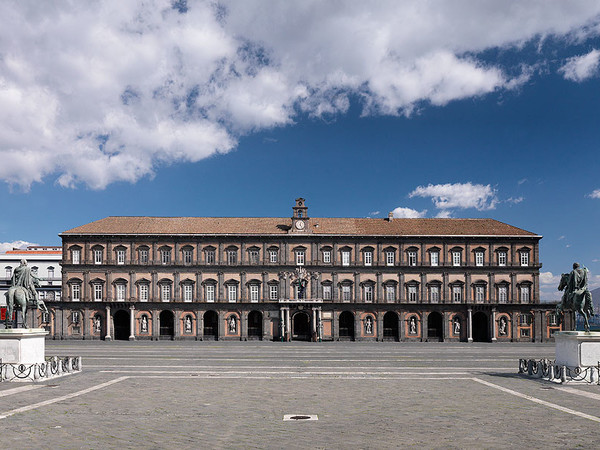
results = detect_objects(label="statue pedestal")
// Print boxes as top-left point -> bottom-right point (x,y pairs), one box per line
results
555,331 -> 600,368
0,328 -> 48,364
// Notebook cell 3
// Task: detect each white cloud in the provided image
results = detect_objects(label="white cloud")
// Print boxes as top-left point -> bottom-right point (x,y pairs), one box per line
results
1,1 -> 600,188
505,196 -> 524,204
558,235 -> 565,240
559,49 -> 600,81
518,178 -> 528,185
540,271 -> 562,286
368,211 -> 381,217
408,182 -> 498,213
0,240 -> 36,254
391,207 -> 427,218
588,189 -> 600,199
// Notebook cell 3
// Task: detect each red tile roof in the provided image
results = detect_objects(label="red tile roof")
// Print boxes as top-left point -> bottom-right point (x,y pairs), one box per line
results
61,216 -> 538,237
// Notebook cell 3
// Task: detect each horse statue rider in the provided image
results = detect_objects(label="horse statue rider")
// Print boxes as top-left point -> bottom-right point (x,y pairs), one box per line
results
556,262 -> 594,332
4,258 -> 48,328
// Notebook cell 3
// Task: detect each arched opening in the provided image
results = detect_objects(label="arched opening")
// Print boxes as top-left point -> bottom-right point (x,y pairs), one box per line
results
473,311 -> 489,342
292,312 -> 310,341
113,310 -> 130,341
203,310 -> 218,340
427,311 -> 443,342
159,310 -> 174,339
339,311 -> 355,340
383,311 -> 399,341
248,311 -> 263,339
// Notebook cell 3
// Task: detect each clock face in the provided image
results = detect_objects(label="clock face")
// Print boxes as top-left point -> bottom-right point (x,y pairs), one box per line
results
295,220 -> 305,230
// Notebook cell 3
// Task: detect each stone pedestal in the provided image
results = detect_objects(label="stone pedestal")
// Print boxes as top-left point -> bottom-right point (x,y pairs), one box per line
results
0,328 -> 48,364
555,331 -> 600,368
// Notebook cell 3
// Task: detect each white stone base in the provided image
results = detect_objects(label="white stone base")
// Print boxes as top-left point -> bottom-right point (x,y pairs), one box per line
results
555,331 -> 600,368
0,328 -> 48,364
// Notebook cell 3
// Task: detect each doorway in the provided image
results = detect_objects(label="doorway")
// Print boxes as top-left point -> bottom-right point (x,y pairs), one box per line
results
383,311 -> 399,341
427,311 -> 443,342
339,311 -> 355,340
113,310 -> 130,341
203,311 -> 218,340
159,310 -> 174,339
292,312 -> 310,341
248,311 -> 263,339
472,311 -> 489,342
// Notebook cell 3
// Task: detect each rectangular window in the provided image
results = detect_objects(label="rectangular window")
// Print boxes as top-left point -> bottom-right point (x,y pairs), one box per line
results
161,284 -> 171,302
139,249 -> 149,263
139,284 -> 149,302
452,251 -> 461,267
520,314 -> 532,326
323,285 -> 332,300
117,250 -> 125,265
161,250 -> 171,265
408,251 -> 417,266
520,252 -> 529,266
452,286 -> 462,302
475,286 -> 485,302
269,284 -> 278,300
72,249 -> 81,264
93,284 -> 102,302
430,286 -> 440,303
48,267 -> 55,278
250,285 -> 259,302
498,286 -> 507,303
296,251 -> 305,266
227,250 -> 237,265
249,250 -> 259,264
228,285 -> 237,302
386,251 -> 395,266
408,285 -> 418,302
520,328 -> 530,337
323,250 -> 331,263
72,284 -> 81,302
521,286 -> 530,303
183,284 -> 193,302
205,285 -> 215,302
364,285 -> 373,302
475,252 -> 484,267
342,285 -> 351,302
269,250 -> 278,263
364,251 -> 372,266
116,284 -> 126,301
5,267 -> 11,278
183,250 -> 193,264
498,251 -> 507,266
206,250 -> 215,264
548,314 -> 558,326
94,249 -> 103,265
342,251 -> 350,266
385,285 -> 395,302
430,251 -> 439,267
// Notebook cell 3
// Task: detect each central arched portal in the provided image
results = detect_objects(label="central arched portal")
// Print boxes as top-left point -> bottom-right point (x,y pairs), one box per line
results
339,311 -> 355,340
113,310 -> 129,341
292,312 -> 310,341
248,311 -> 263,339
159,310 -> 174,339
472,311 -> 489,342
427,312 -> 443,342
383,311 -> 399,341
203,311 -> 218,340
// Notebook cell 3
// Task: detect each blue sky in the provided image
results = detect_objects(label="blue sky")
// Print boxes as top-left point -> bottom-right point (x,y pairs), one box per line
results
1,1 -> 600,301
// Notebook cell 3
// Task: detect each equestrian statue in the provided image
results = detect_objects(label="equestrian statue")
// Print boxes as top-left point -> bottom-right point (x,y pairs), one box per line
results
556,262 -> 594,332
4,258 -> 48,328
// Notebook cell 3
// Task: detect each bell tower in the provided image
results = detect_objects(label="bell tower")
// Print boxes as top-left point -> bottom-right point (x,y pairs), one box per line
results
291,198 -> 310,233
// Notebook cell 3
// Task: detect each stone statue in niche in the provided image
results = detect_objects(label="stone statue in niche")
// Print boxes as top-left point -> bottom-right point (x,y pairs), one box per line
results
453,318 -> 460,335
140,315 -> 148,333
365,316 -> 373,334
409,316 -> 417,334
185,315 -> 192,333
94,316 -> 102,333
499,316 -> 507,336
229,316 -> 237,333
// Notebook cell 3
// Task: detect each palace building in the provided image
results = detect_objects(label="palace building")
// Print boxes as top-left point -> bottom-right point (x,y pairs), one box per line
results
47,198 -> 567,342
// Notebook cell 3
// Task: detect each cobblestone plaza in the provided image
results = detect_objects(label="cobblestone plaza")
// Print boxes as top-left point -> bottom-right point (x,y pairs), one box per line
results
1,341 -> 599,448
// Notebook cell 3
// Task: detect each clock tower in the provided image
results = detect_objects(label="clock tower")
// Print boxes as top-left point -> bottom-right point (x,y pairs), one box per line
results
291,198 -> 310,233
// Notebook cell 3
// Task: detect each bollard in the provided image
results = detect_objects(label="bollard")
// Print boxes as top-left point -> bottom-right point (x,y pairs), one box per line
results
528,360 -> 533,376
549,364 -> 555,381
590,367 -> 598,384
560,366 -> 567,383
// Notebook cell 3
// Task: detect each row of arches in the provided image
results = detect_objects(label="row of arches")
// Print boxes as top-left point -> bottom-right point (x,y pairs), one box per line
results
109,310 -> 264,340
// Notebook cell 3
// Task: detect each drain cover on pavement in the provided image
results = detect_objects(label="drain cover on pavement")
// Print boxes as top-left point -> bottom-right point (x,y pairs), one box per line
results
283,414 -> 318,421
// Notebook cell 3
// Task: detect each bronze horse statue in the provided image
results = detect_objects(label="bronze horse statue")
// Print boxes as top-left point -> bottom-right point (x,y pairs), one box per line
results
4,278 -> 47,328
556,272 -> 594,332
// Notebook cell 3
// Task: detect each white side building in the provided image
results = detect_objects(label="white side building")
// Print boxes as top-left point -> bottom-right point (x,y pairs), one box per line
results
0,246 -> 62,314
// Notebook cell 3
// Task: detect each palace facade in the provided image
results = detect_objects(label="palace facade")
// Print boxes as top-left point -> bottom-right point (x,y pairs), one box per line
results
46,198 -> 568,342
